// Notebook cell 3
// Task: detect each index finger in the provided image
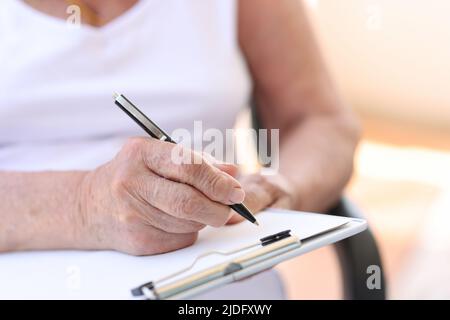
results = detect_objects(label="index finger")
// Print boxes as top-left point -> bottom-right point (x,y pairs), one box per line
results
141,139 -> 245,205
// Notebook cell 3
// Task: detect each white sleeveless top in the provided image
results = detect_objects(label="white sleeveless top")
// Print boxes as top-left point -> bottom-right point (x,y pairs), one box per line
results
0,0 -> 251,170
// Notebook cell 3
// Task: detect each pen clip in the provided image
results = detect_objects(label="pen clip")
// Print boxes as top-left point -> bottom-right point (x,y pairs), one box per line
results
259,230 -> 291,246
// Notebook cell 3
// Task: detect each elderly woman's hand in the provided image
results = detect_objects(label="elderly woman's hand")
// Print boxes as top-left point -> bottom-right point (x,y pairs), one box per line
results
227,173 -> 295,225
77,137 -> 244,255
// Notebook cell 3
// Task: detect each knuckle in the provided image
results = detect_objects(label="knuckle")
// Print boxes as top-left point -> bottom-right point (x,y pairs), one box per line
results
151,149 -> 170,170
143,143 -> 174,174
172,144 -> 193,165
122,137 -> 146,155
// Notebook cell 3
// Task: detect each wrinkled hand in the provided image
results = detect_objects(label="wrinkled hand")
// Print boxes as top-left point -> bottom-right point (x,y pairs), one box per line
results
227,173 -> 295,225
77,137 -> 244,255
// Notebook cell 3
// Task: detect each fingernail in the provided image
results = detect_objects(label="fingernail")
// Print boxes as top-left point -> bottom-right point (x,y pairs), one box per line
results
229,187 -> 245,204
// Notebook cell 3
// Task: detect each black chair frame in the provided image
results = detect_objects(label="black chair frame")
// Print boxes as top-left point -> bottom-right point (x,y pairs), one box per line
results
250,101 -> 386,299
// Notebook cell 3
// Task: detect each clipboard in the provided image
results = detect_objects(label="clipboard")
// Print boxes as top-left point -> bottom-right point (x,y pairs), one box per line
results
131,216 -> 367,300
0,209 -> 366,299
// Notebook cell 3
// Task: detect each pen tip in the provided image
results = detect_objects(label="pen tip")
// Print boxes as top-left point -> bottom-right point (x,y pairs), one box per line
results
113,92 -> 120,100
254,220 -> 260,226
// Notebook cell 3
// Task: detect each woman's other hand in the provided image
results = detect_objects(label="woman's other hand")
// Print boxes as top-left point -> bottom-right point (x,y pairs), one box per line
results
227,173 -> 295,225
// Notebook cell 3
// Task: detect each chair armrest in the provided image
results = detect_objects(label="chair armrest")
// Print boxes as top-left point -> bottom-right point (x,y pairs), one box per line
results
328,197 -> 387,300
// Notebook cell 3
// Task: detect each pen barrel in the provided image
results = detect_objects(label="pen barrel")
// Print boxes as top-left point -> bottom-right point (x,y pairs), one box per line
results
114,94 -> 173,142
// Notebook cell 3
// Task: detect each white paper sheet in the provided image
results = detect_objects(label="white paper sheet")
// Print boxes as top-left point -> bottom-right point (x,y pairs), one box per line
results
0,209 -> 352,299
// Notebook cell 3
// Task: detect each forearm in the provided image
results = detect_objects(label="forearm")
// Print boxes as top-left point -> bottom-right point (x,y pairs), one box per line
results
279,112 -> 360,212
0,171 -> 88,252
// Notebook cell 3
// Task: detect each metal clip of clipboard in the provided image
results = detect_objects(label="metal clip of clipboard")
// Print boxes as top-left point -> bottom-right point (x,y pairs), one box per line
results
131,230 -> 300,300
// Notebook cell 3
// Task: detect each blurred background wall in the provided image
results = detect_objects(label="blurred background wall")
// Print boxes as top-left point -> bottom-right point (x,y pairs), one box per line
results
276,0 -> 450,299
310,0 -> 450,133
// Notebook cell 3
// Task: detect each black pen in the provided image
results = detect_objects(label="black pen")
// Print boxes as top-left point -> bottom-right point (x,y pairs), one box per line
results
113,93 -> 259,226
